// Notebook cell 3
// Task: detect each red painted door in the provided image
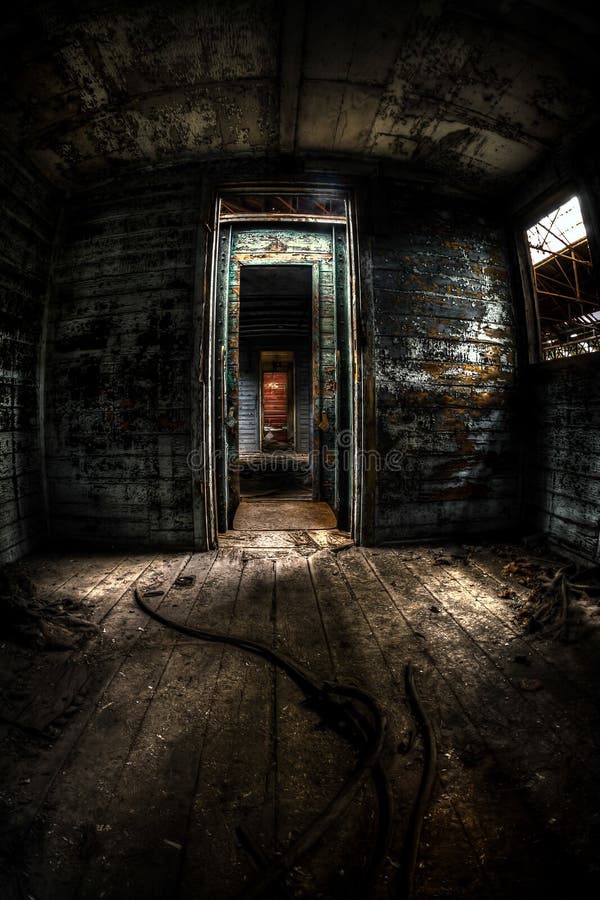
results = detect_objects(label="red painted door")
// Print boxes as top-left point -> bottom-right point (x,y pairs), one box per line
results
263,371 -> 289,447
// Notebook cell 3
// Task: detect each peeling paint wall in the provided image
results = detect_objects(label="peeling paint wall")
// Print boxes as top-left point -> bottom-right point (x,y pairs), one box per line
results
370,186 -> 518,542
45,166 -> 201,547
0,145 -> 59,563
40,163 -> 520,550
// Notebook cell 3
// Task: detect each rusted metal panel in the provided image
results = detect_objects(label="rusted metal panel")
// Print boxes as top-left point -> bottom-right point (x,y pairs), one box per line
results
0,145 -> 59,563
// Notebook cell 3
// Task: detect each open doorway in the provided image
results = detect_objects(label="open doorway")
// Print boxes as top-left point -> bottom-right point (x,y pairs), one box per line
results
206,188 -> 359,538
237,266 -> 313,502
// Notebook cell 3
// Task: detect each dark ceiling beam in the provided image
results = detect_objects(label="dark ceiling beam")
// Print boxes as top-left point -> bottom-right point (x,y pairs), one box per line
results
279,0 -> 307,155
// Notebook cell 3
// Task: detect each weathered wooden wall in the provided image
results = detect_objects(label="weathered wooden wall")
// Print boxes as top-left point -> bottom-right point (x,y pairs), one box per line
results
238,346 -> 259,454
45,166 -> 202,548
509,133 -> 600,562
524,357 -> 600,561
295,345 -> 311,453
0,144 -> 59,563
41,170 -> 520,550
369,186 -> 519,542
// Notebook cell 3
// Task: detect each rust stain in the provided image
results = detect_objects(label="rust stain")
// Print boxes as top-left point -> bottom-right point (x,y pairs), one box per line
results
441,406 -> 488,424
483,266 -> 507,279
483,325 -> 509,340
423,361 -> 512,385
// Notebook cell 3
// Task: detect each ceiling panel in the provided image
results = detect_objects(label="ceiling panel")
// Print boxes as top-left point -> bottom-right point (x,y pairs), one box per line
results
0,0 -> 599,193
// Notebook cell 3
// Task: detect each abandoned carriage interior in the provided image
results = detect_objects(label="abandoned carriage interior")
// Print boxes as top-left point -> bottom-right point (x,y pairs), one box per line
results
2,1 -> 600,898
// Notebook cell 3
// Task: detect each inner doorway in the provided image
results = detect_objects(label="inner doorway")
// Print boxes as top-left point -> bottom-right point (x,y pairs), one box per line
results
237,264 -> 313,503
208,188 -> 358,539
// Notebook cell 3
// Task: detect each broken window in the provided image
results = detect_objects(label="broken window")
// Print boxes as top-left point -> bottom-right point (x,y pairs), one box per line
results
219,191 -> 346,221
525,195 -> 600,360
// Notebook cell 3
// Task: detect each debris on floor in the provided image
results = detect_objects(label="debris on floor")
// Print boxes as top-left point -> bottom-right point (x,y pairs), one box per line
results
499,553 -> 600,642
0,566 -> 97,650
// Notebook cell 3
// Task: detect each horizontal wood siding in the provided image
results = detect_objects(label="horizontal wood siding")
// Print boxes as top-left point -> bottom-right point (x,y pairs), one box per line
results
238,347 -> 259,454
0,144 -> 59,563
45,167 -> 201,548
295,345 -> 311,453
524,357 -> 600,561
370,188 -> 519,542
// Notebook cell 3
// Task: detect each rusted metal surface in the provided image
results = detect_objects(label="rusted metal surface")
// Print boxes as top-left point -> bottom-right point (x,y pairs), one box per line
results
0,144 -> 59,563
370,186 -> 518,542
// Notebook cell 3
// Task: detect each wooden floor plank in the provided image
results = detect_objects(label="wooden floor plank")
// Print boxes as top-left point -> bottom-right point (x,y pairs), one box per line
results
18,552 -> 109,596
308,549 -> 397,899
336,548 -> 488,898
219,530 -> 314,549
85,553 -> 157,624
307,530 -> 352,549
3,542 -> 600,899
23,553 -> 218,900
411,554 -> 600,763
363,547 -> 594,896
74,550 -> 241,900
233,500 -> 336,531
455,551 -> 600,703
176,554 -> 278,899
96,552 -> 191,650
272,552 -> 361,898
0,555 -> 191,854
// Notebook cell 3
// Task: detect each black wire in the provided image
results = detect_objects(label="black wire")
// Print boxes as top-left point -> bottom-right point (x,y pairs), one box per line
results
400,663 -> 438,900
133,587 -> 391,898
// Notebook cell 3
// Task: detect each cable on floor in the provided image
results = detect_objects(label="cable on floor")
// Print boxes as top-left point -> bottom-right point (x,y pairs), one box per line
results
133,586 -> 393,898
134,589 -> 438,898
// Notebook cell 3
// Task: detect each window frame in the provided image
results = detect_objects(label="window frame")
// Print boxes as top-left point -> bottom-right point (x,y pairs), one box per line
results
515,184 -> 600,364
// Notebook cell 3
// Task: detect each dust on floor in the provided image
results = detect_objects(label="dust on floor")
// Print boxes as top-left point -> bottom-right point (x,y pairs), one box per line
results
1,538 -> 599,899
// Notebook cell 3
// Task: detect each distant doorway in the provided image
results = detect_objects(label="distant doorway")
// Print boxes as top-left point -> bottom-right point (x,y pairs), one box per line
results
237,271 -> 312,502
261,352 -> 293,450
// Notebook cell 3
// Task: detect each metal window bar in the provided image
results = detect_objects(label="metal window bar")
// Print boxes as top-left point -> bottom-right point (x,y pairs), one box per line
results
528,229 -> 600,360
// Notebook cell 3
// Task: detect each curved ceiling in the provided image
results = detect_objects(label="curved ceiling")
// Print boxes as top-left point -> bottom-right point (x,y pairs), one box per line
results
1,0 -> 599,192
